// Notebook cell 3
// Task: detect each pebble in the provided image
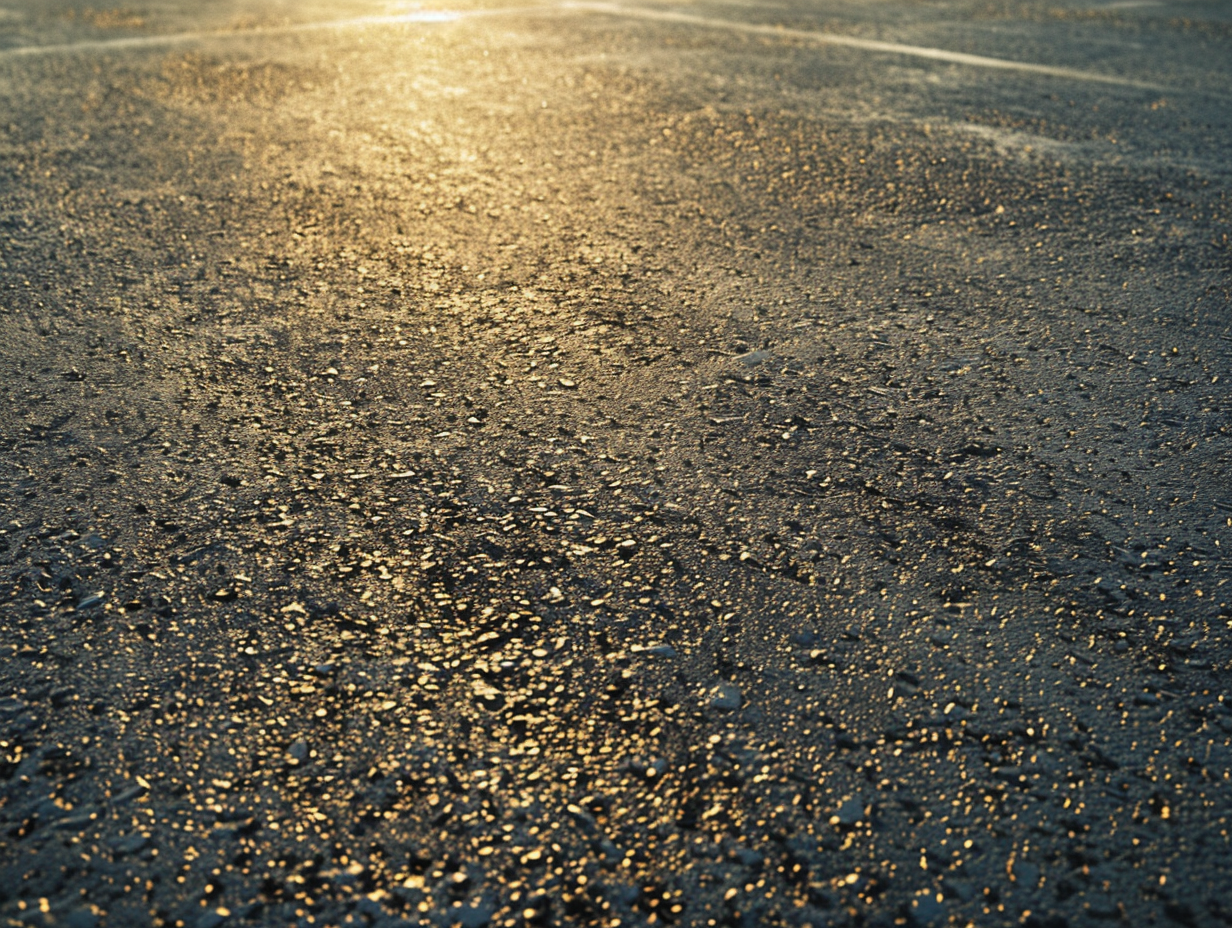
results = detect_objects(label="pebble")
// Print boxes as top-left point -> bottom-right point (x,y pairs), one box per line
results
108,833 -> 150,856
736,349 -> 773,366
52,812 -> 95,832
830,797 -> 866,828
647,757 -> 669,778
632,644 -> 677,658
597,837 -> 623,865
709,683 -> 743,710
286,740 -> 309,765
110,784 -> 146,805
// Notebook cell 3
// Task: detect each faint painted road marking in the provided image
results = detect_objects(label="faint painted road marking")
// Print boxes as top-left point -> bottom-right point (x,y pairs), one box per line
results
572,1 -> 1168,90
0,9 -> 516,59
0,0 -> 1170,92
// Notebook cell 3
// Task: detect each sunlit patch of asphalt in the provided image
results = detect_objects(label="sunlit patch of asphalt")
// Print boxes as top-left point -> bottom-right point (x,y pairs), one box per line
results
0,7 -> 548,59
0,0 -> 1172,94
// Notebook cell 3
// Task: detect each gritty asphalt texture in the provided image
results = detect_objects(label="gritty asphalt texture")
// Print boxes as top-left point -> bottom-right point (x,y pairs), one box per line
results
1,1 -> 1231,927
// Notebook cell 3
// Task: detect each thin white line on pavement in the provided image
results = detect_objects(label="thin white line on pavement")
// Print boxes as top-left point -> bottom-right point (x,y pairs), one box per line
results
569,1 -> 1168,91
0,0 -> 1171,93
0,7 -> 549,59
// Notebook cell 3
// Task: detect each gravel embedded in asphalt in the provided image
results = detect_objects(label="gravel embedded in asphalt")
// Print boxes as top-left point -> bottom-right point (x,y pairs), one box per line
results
1,1 -> 1231,926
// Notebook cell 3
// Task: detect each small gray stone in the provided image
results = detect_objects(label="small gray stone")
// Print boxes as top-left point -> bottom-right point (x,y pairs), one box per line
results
597,837 -> 623,865
829,797 -> 866,828
108,833 -> 149,857
286,740 -> 309,765
736,349 -> 773,366
710,683 -> 742,711
52,812 -> 95,832
640,644 -> 678,658
632,757 -> 669,779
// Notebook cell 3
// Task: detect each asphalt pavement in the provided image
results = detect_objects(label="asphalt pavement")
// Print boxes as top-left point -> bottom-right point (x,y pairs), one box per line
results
1,1 -> 1231,926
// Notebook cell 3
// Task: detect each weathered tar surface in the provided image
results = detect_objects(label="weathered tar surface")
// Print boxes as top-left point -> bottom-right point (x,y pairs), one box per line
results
1,1 -> 1230,926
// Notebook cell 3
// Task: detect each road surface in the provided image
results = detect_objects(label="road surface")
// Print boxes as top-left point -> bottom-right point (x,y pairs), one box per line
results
1,1 -> 1230,926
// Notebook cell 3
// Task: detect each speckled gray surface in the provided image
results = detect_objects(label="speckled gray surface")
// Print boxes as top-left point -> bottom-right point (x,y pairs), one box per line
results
1,2 -> 1230,926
